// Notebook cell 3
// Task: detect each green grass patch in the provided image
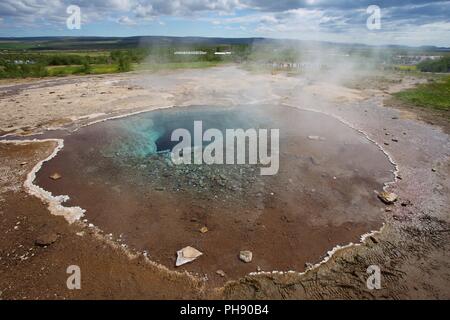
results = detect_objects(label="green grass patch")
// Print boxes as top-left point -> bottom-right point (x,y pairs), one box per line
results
394,65 -> 417,71
393,76 -> 450,112
91,64 -> 118,74
47,65 -> 82,76
46,64 -> 118,76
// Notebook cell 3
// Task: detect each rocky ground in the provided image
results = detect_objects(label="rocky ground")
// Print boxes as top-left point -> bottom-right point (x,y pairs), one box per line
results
0,66 -> 449,299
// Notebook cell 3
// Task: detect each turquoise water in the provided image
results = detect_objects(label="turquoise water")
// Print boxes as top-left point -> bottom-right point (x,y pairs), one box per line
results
99,105 -> 273,162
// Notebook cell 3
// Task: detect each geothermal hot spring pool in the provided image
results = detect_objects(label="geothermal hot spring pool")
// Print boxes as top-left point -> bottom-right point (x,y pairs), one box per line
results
35,104 -> 394,281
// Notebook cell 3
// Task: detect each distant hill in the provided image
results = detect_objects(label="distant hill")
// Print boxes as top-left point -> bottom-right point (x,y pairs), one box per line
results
0,36 -> 448,52
0,36 -> 266,51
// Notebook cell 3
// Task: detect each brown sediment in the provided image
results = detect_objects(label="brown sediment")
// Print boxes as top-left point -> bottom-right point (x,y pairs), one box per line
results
31,104 -> 394,285
0,142 -> 204,299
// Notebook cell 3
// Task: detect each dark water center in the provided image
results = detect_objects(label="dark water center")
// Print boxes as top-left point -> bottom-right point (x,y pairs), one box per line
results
35,104 -> 394,282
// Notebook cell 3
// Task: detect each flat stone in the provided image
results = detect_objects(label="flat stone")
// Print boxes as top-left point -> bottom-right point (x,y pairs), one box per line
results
239,250 -> 253,263
199,226 -> 208,234
35,233 -> 58,247
175,246 -> 203,267
49,172 -> 62,180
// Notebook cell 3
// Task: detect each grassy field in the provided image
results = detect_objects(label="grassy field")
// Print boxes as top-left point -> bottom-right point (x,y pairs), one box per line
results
47,64 -> 118,76
393,76 -> 450,112
46,61 -> 223,76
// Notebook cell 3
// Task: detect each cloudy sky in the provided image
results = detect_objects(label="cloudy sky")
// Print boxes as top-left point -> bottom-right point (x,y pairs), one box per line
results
1,0 -> 449,46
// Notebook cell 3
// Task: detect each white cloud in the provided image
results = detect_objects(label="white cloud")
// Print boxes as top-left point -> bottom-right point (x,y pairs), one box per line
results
117,15 -> 137,25
0,0 -> 449,46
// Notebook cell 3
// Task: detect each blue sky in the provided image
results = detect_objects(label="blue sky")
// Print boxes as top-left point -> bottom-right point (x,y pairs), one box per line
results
1,1 -> 450,46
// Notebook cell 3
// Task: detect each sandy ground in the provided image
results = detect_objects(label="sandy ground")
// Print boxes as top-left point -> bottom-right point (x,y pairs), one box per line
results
0,66 -> 449,299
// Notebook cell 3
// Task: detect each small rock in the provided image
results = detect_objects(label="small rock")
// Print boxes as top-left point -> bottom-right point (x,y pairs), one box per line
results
199,226 -> 208,234
391,138 -> 399,142
308,156 -> 319,165
431,168 -> 437,172
378,191 -> 398,204
49,172 -> 62,180
401,200 -> 412,207
256,266 -> 262,272
175,246 -> 203,267
305,262 -> 314,269
35,233 -> 58,247
239,250 -> 253,263
216,270 -> 226,277
369,236 -> 379,244
20,162 -> 27,166
308,135 -> 325,141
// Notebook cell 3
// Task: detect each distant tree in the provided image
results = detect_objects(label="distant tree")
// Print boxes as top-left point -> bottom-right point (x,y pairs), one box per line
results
117,53 -> 131,72
417,56 -> 450,73
81,56 -> 92,74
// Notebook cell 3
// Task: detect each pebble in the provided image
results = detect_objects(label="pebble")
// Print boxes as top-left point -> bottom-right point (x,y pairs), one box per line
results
369,236 -> 379,244
378,191 -> 398,204
239,250 -> 253,263
216,270 -> 226,277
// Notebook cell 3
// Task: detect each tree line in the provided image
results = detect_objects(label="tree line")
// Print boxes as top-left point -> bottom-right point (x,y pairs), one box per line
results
417,56 -> 450,73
